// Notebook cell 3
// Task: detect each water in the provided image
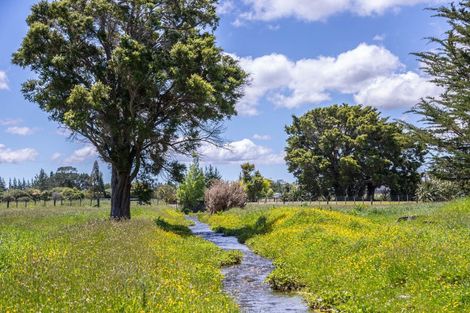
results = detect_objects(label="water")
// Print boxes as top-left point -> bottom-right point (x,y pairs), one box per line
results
187,216 -> 309,313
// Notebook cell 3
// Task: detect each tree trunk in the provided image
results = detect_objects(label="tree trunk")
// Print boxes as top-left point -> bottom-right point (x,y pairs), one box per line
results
366,183 -> 376,202
110,166 -> 132,220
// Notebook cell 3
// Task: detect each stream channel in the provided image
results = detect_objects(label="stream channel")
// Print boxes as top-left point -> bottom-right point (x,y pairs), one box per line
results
187,216 -> 309,313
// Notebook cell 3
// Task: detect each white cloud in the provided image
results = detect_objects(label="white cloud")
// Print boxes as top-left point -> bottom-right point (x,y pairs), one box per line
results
0,71 -> 8,90
218,0 -> 235,14
267,24 -> 281,31
354,72 -> 442,108
198,139 -> 284,165
51,152 -> 62,161
64,145 -> 97,163
373,34 -> 386,41
0,119 -> 21,126
6,126 -> 36,136
239,0 -> 442,22
0,144 -> 38,164
253,134 -> 272,141
56,128 -> 72,137
236,43 -> 419,114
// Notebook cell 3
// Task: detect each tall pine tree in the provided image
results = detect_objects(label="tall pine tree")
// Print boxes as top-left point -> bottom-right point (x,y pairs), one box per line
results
90,161 -> 105,207
408,2 -> 470,191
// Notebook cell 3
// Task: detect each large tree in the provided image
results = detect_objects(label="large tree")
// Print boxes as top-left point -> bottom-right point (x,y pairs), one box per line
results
13,0 -> 247,219
407,1 -> 470,191
285,104 -> 425,200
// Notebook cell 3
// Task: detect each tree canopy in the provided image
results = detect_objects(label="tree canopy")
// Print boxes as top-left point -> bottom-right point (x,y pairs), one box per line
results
407,1 -> 470,191
285,104 -> 426,200
240,163 -> 272,202
13,0 -> 247,219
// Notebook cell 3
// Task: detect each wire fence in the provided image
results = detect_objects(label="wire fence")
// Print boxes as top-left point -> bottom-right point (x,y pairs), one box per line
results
0,195 -> 423,210
247,195 -> 419,206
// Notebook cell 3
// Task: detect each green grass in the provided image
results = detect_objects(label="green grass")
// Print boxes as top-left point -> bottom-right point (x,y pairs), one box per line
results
0,204 -> 238,313
201,198 -> 470,312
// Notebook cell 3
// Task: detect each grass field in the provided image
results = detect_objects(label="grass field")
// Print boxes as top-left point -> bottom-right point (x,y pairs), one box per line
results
0,204 -> 239,313
201,198 -> 470,312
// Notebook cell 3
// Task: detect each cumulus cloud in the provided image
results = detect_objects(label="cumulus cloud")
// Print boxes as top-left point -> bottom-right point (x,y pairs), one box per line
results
233,43 -> 441,114
236,43 -> 429,114
51,152 -> 62,161
218,0 -> 235,14
354,72 -> 442,108
56,128 -> 73,137
0,71 -> 8,90
239,0 -> 442,22
6,126 -> 36,136
64,145 -> 97,163
0,119 -> 21,126
198,139 -> 284,165
373,34 -> 386,41
0,144 -> 38,164
253,134 -> 272,141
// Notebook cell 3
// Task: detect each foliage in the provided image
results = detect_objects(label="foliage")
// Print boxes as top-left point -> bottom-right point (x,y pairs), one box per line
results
205,180 -> 247,214
417,177 -> 464,202
0,204 -> 238,312
0,177 -> 6,192
155,184 -> 177,204
26,189 -> 42,202
203,199 -> 470,312
285,104 -> 426,200
177,160 -> 206,212
13,0 -> 247,219
407,2 -> 470,191
89,161 -> 105,200
204,165 -> 222,188
240,163 -> 271,202
132,180 -> 154,205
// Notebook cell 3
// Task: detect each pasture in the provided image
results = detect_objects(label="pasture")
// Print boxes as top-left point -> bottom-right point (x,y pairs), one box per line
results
202,199 -> 470,312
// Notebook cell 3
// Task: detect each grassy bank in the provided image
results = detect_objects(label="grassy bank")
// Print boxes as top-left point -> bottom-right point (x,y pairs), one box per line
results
0,204 -> 238,313
201,199 -> 470,312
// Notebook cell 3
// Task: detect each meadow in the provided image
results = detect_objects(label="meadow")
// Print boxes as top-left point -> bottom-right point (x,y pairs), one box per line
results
201,198 -> 470,312
0,203 -> 239,313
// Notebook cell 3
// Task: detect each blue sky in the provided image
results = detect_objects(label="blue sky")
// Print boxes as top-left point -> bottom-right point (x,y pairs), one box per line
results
0,0 -> 446,183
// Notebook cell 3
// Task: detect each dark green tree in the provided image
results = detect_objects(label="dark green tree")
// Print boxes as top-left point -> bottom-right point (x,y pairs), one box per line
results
132,180 -> 153,205
89,160 -> 105,207
13,0 -> 247,219
204,165 -> 222,188
0,177 -> 6,192
52,167 -> 80,188
285,104 -> 425,200
240,163 -> 266,202
33,169 -> 49,191
406,1 -> 470,191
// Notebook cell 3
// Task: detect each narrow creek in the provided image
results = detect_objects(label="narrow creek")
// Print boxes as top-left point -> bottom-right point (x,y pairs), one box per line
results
187,216 -> 309,313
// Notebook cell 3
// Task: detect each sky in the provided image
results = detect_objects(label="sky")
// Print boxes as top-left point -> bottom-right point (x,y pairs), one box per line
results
0,0 -> 448,183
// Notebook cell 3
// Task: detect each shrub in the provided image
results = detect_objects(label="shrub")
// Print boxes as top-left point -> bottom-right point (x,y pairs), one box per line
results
205,181 -> 247,214
177,161 -> 205,212
132,181 -> 153,205
416,178 -> 463,202
156,184 -> 177,204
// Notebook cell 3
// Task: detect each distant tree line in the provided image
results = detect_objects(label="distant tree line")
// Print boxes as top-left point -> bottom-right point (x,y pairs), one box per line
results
0,161 -> 106,208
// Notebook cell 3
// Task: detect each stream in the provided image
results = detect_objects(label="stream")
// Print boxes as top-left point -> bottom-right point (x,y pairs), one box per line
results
187,216 -> 309,313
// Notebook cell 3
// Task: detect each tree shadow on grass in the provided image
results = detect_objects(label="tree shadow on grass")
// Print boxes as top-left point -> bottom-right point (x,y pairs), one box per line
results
213,215 -> 283,243
154,217 -> 191,236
